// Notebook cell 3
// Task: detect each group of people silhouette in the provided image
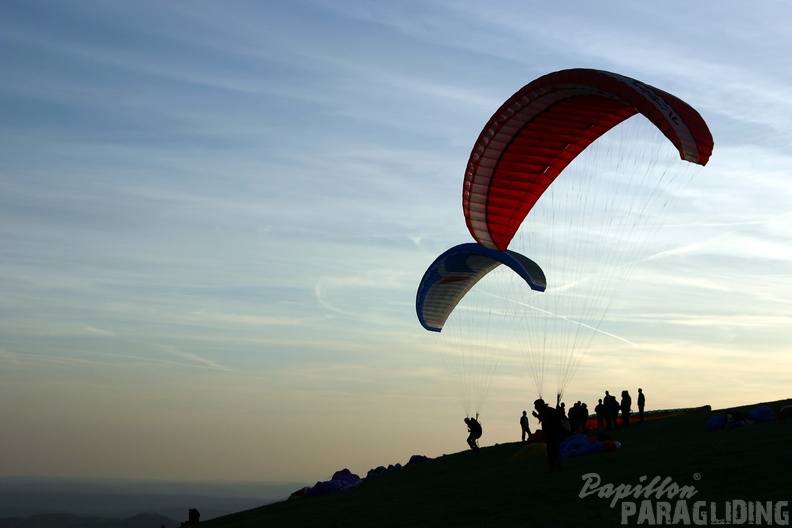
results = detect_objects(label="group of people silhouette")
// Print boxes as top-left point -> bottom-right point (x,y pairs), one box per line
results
463,388 -> 647,471
530,388 -> 645,469
593,388 -> 646,430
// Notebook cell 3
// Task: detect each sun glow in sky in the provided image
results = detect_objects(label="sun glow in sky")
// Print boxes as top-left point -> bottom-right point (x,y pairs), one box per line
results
1,0 -> 791,484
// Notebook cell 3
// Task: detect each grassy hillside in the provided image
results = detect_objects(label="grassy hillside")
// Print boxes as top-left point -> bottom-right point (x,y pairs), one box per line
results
203,399 -> 791,527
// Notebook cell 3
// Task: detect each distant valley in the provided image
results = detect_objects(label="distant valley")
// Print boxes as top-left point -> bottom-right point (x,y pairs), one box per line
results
0,478 -> 303,523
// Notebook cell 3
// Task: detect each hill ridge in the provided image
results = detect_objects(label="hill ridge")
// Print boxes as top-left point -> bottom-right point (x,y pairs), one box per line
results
201,398 -> 792,528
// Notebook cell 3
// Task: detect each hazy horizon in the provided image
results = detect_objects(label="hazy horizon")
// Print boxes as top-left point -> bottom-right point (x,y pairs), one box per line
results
0,476 -> 301,519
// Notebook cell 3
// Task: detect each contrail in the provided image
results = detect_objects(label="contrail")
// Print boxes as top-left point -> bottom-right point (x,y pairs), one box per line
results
476,288 -> 638,346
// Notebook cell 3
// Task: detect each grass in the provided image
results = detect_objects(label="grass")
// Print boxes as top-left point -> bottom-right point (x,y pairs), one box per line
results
202,398 -> 791,527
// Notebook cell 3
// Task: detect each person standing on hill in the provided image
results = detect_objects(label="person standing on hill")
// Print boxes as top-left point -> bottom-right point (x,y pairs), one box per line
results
621,390 -> 632,427
520,410 -> 532,442
568,402 -> 581,433
580,402 -> 590,433
465,416 -> 482,453
534,399 -> 564,471
595,398 -> 605,430
604,391 -> 618,429
637,388 -> 646,422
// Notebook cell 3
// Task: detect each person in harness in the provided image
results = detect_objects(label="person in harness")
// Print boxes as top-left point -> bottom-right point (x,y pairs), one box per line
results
464,415 -> 482,452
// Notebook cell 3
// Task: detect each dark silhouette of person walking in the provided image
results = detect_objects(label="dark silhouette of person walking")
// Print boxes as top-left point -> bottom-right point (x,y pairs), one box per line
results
465,416 -> 482,452
520,410 -> 532,442
621,390 -> 632,427
637,388 -> 646,422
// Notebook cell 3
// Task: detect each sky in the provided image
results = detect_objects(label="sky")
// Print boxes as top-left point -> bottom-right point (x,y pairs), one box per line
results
1,0 -> 791,485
